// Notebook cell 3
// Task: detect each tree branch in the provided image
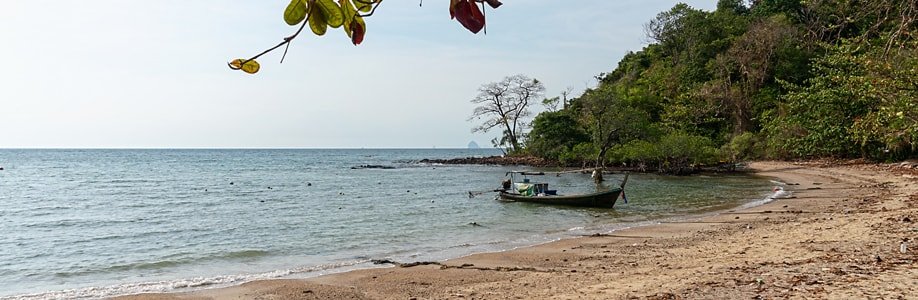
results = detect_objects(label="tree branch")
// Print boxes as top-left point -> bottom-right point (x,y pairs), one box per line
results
230,0 -> 385,70
229,16 -> 310,70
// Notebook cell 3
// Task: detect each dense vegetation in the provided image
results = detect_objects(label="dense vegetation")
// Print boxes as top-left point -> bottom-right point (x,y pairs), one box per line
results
522,0 -> 917,173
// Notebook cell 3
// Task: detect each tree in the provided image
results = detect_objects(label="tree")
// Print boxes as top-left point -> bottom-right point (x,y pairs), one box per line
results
527,110 -> 590,159
469,74 -> 545,153
541,97 -> 561,112
762,43 -> 874,158
705,15 -> 799,135
579,86 -> 651,169
849,41 -> 918,158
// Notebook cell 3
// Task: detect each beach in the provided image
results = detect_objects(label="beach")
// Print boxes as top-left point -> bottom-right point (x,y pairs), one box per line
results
116,161 -> 917,299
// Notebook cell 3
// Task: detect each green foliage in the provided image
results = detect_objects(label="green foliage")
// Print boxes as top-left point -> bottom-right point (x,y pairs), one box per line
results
850,41 -> 918,159
609,140 -> 660,171
525,0 -> 917,168
656,132 -> 718,174
558,143 -> 598,166
750,0 -> 803,21
579,86 -> 654,167
284,0 -> 309,26
763,43 -> 873,158
610,132 -> 718,174
719,132 -> 762,162
527,111 -> 590,160
716,0 -> 749,15
317,0 -> 345,28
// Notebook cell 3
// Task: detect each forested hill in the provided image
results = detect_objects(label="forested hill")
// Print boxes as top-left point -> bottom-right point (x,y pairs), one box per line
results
525,0 -> 917,173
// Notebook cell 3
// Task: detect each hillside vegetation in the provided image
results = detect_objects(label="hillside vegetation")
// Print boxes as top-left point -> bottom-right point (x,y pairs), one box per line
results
524,0 -> 917,173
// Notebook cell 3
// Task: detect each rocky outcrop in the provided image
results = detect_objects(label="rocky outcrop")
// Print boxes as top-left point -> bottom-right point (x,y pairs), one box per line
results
351,165 -> 396,169
420,156 -> 555,167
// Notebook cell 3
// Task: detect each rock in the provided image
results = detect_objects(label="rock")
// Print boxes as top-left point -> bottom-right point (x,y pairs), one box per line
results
419,155 -> 554,167
351,165 -> 396,169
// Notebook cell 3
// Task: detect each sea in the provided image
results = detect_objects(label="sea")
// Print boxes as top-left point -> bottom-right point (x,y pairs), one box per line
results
0,149 -> 775,299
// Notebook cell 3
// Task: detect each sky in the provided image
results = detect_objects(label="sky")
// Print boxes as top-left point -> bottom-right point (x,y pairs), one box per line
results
0,1 -> 716,148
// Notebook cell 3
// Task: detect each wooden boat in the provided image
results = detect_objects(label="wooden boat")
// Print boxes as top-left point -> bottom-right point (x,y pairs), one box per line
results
498,188 -> 622,208
497,171 -> 628,208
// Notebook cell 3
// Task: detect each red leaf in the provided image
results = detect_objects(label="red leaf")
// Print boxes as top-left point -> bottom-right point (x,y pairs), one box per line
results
351,21 -> 365,45
452,0 -> 485,34
449,0 -> 461,19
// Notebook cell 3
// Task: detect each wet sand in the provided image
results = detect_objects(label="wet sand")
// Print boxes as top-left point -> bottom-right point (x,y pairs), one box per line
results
116,161 -> 917,299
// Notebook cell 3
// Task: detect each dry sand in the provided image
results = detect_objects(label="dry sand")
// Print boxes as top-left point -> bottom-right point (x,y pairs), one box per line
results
116,161 -> 917,299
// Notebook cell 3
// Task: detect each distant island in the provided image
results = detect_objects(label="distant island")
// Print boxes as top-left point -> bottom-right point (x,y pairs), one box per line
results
467,141 -> 480,149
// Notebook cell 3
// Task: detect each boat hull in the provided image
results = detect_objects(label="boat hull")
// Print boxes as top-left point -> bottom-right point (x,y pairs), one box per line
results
498,188 -> 622,208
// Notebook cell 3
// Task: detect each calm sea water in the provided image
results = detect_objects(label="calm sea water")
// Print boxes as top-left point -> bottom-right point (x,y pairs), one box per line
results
0,149 -> 773,299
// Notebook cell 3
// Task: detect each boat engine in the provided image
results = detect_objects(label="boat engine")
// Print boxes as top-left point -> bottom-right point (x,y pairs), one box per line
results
501,179 -> 512,190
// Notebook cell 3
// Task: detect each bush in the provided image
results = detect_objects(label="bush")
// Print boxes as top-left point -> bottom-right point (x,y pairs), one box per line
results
657,132 -> 717,174
719,132 -> 762,162
608,132 -> 717,174
610,140 -> 660,171
527,111 -> 591,160
558,142 -> 597,167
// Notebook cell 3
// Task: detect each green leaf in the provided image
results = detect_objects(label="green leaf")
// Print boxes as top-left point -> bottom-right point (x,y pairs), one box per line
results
229,59 -> 260,74
340,0 -> 357,37
283,0 -> 308,26
317,0 -> 344,28
355,0 -> 374,13
309,7 -> 328,36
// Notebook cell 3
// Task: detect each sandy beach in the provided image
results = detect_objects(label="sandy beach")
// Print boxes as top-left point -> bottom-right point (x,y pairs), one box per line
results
116,161 -> 917,299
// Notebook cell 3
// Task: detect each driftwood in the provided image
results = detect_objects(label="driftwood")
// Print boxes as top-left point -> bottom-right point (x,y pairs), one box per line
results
370,259 -> 553,273
371,259 -> 441,268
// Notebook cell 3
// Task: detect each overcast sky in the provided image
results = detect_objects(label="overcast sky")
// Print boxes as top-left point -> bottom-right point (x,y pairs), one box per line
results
1,1 -> 716,148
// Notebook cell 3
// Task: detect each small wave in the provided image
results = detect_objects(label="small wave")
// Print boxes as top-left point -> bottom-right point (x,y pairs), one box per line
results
107,179 -> 159,184
4,260 -> 371,300
53,250 -> 272,279
220,250 -> 271,260
736,191 -> 782,210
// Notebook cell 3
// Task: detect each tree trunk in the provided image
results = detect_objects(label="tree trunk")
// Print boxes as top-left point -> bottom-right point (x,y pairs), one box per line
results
502,119 -> 519,153
595,147 -> 608,183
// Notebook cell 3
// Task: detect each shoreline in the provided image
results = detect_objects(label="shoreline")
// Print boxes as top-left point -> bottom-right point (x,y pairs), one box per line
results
112,161 -> 915,299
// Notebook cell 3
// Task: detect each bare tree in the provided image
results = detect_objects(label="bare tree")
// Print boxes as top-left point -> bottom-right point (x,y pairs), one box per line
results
561,86 -> 574,110
469,74 -> 545,153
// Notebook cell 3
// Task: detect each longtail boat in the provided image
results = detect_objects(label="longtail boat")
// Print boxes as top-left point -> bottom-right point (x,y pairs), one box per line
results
497,171 -> 628,208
